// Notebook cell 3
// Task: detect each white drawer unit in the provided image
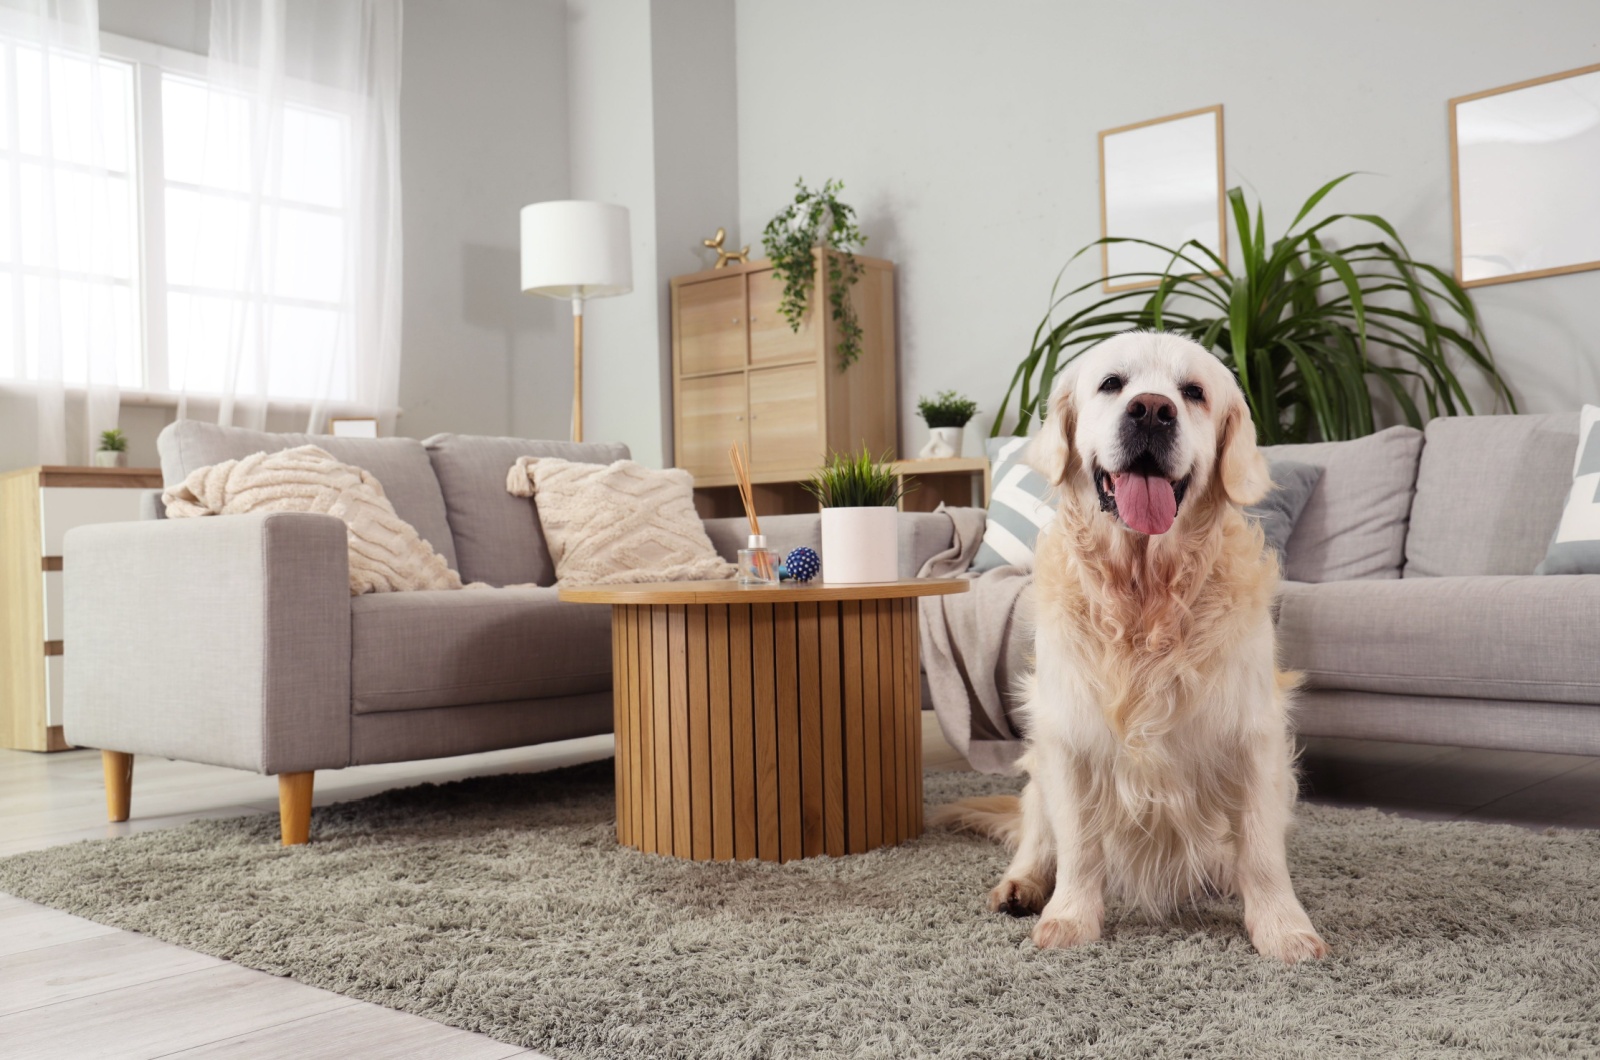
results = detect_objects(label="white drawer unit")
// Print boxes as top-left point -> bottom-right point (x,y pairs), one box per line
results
1,465 -> 163,752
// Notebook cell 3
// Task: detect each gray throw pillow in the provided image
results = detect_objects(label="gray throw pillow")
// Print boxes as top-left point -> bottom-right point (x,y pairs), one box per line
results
1250,460 -> 1322,565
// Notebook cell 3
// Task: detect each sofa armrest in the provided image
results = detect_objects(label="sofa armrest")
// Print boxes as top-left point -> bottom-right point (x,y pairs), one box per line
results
63,512 -> 352,775
140,489 -> 166,520
701,510 -> 966,578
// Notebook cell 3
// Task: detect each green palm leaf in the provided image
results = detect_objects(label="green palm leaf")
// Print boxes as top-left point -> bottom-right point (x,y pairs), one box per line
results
995,176 -> 1515,444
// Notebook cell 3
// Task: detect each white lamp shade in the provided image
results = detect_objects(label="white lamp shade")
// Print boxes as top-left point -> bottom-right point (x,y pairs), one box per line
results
520,200 -> 633,299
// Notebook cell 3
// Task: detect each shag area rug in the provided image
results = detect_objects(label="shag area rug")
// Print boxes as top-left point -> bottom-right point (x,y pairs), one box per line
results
2,761 -> 1598,1059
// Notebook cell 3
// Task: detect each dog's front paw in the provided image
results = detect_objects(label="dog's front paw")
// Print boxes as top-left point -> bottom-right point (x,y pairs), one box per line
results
1248,912 -> 1328,963
1032,911 -> 1101,950
988,875 -> 1050,918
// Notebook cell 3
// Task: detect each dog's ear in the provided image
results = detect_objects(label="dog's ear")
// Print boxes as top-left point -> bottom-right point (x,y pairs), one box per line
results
1218,394 -> 1271,506
1024,373 -> 1079,487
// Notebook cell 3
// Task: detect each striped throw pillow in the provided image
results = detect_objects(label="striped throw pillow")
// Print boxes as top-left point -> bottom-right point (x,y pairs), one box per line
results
971,435 -> 1053,571
1536,405 -> 1600,574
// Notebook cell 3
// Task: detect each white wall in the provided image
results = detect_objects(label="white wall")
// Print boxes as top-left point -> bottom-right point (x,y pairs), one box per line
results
566,0 -> 739,467
398,0 -> 572,444
735,0 -> 1600,448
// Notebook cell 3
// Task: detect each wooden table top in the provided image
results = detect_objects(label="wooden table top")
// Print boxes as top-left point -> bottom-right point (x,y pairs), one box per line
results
558,577 -> 970,605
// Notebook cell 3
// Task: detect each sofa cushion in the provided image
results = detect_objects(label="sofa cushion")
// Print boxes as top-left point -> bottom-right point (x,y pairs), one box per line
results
972,434 -> 1051,572
1535,406 -> 1600,575
1261,425 -> 1423,582
1406,412 -> 1578,577
158,420 -> 458,570
350,588 -> 613,713
424,434 -> 630,587
1275,576 -> 1600,705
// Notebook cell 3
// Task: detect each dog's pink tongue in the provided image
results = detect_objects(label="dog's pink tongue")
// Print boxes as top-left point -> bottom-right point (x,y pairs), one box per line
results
1112,473 -> 1177,535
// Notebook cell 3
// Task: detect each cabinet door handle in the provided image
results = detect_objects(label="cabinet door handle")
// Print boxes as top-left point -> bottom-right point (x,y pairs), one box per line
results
736,415 -> 744,421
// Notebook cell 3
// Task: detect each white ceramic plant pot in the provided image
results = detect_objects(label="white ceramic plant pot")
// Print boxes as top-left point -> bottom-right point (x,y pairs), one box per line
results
93,450 -> 126,468
917,426 -> 963,460
820,506 -> 899,584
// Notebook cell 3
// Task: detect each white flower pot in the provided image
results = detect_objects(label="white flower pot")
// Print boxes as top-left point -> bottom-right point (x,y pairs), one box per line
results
918,426 -> 964,460
820,506 -> 899,584
93,450 -> 126,468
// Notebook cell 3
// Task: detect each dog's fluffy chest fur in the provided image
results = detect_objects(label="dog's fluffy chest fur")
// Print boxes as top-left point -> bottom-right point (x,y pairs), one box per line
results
1021,508 -> 1285,911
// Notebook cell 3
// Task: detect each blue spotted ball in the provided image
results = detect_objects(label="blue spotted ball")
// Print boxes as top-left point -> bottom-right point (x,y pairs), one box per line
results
785,546 -> 820,583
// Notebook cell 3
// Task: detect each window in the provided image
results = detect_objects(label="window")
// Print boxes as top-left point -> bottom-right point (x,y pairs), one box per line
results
0,28 -> 357,403
0,34 -> 141,386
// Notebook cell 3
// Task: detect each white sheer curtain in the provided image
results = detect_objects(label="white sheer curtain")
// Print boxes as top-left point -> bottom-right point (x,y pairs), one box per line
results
171,0 -> 402,433
1,0 -> 126,465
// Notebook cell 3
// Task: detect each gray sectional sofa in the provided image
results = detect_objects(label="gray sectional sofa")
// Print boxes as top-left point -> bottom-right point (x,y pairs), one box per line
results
63,411 -> 1597,843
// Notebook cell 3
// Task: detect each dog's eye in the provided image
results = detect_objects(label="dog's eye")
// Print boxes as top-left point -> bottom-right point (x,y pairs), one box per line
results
1181,384 -> 1205,403
1099,375 -> 1124,394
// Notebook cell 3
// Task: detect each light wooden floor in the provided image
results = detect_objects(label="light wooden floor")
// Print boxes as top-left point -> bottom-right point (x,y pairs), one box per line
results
3,715 -> 1595,1059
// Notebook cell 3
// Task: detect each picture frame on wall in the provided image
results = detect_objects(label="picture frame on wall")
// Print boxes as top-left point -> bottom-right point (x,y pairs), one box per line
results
1451,62 -> 1600,288
1098,105 -> 1227,293
328,417 -> 380,438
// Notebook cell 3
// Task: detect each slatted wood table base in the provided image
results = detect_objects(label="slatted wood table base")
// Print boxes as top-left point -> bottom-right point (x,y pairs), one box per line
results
608,598 -> 922,862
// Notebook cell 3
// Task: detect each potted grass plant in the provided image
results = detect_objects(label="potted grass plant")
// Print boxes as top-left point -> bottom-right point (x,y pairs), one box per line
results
94,428 -> 128,468
916,390 -> 979,458
994,174 -> 1515,443
802,447 -> 913,584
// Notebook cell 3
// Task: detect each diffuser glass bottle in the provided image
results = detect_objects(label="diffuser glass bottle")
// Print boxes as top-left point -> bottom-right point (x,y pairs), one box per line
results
729,444 -> 779,586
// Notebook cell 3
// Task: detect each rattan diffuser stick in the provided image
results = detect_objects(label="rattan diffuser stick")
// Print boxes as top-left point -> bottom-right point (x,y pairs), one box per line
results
728,443 -> 761,537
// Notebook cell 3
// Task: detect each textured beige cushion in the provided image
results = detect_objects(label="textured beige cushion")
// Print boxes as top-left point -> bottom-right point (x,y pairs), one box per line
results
424,434 -> 631,587
507,457 -> 735,586
1260,426 -> 1423,582
158,420 -> 458,570
164,445 -> 464,595
1406,412 -> 1578,577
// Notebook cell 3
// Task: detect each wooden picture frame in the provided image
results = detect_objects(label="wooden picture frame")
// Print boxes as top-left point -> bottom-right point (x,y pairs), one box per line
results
1450,62 -> 1600,288
1098,105 -> 1228,293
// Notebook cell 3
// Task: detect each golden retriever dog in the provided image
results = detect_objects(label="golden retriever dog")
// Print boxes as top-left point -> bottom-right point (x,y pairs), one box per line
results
936,330 -> 1326,963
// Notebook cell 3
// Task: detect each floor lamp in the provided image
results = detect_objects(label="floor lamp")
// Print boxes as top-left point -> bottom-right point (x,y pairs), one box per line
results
519,201 -> 633,443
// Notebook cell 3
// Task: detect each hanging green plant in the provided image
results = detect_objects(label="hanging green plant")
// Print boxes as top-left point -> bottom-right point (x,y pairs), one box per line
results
761,178 -> 866,371
994,174 -> 1515,445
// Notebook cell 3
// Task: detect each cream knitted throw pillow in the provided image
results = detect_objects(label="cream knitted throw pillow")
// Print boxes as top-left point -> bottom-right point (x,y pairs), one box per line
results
507,457 -> 736,586
164,445 -> 465,595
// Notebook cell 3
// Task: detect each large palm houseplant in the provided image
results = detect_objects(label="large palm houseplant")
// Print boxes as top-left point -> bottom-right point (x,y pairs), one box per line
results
994,174 -> 1515,444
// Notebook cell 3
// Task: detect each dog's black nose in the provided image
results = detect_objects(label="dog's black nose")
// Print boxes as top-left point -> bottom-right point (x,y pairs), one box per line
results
1126,392 -> 1177,429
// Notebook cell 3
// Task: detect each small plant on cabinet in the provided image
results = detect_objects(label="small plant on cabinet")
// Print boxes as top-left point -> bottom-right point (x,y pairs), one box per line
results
762,178 -> 867,371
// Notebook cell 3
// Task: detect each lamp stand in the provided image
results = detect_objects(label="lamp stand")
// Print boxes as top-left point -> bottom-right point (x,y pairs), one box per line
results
571,296 -> 584,443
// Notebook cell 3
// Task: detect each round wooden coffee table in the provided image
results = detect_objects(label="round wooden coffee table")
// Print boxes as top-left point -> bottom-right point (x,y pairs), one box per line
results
558,578 -> 968,863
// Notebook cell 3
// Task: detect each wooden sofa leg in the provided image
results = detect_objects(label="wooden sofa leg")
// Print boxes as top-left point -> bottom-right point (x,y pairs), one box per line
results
102,751 -> 133,823
277,772 -> 315,846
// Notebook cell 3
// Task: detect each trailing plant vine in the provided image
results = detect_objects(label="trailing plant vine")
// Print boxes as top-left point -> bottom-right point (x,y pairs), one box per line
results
995,174 -> 1515,444
762,178 -> 866,371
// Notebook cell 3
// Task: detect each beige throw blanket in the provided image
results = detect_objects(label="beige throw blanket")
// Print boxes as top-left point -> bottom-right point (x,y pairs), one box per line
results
918,506 -> 1034,774
164,445 -> 466,595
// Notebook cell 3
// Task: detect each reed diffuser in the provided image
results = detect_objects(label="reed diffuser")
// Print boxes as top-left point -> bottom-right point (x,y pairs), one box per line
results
729,444 -> 779,585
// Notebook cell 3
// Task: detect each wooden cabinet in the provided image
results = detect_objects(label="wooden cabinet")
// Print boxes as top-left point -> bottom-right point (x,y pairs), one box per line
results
1,465 -> 162,751
671,253 -> 897,515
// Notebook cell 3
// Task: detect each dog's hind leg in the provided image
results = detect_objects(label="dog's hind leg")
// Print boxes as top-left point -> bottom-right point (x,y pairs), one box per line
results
988,779 -> 1056,917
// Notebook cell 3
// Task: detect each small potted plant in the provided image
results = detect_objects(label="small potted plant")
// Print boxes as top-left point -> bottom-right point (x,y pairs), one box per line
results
916,391 -> 979,459
95,428 -> 128,468
802,447 -> 913,584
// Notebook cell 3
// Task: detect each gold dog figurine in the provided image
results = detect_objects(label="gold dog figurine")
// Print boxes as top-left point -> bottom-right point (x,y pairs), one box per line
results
703,227 -> 750,269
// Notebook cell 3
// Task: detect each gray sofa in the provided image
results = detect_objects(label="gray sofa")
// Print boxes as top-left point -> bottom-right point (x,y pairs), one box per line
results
63,421 -> 955,844
1270,411 -> 1598,757
925,411 -> 1600,771
66,411 -> 1597,843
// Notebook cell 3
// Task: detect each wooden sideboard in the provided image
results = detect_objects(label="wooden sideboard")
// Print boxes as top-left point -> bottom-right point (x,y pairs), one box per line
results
671,254 -> 898,517
1,465 -> 161,751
